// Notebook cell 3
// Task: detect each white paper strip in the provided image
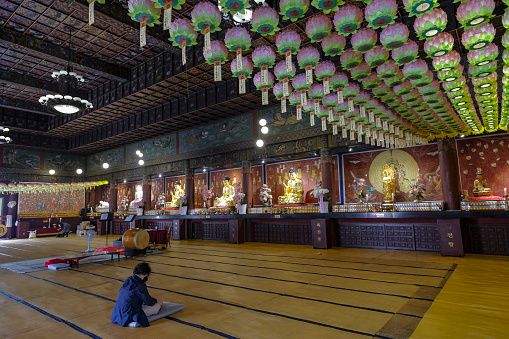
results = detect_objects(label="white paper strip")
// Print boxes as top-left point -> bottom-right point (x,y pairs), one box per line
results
296,105 -> 302,120
348,97 -> 354,112
389,123 -> 394,134
163,5 -> 172,31
390,134 -> 394,148
383,119 -> 388,131
321,117 -> 326,131
204,28 -> 211,53
350,130 -> 355,141
300,90 -> 307,106
376,116 -> 381,128
140,22 -> 147,48
357,124 -> 362,142
214,60 -> 221,81
285,50 -> 292,72
281,97 -> 287,113
337,89 -> 344,103
237,48 -> 242,70
310,112 -> 315,126
379,131 -> 384,142
305,65 -> 313,84
350,119 -> 355,131
371,137 -> 375,146
182,43 -> 186,65
339,114 -> 345,126
262,88 -> 268,105
333,123 -> 338,135
360,104 -> 366,118
395,126 -> 400,136
283,78 -> 289,97
89,0 -> 95,26
328,107 -> 333,121
239,74 -> 246,94
261,64 -> 268,86
372,128 -> 377,140
314,99 -> 320,114
323,77 -> 330,95
342,126 -> 347,138
369,110 -> 374,123
366,127 -> 371,138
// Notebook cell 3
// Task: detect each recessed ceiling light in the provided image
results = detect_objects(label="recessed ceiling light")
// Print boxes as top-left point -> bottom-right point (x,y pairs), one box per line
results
76,168 -> 82,174
49,169 -> 55,175
103,163 -> 109,169
256,139 -> 264,147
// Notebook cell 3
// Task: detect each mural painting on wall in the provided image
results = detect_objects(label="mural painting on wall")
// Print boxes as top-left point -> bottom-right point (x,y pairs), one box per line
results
2,148 -> 40,169
19,189 -> 85,213
179,113 -> 253,153
210,168 -> 243,205
101,186 -> 110,204
265,158 -> 339,205
343,145 -> 442,204
257,106 -> 310,137
457,135 -> 509,198
165,175 -> 186,207
150,179 -> 164,210
44,153 -> 86,172
126,134 -> 177,164
253,138 -> 316,159
194,173 -> 208,208
87,147 -> 124,172
116,181 -> 141,207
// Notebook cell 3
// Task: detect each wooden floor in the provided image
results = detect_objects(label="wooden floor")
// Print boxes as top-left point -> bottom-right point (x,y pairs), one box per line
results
0,236 -> 508,338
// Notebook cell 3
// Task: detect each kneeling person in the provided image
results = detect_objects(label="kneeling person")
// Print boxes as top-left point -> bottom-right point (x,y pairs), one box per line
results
111,262 -> 163,327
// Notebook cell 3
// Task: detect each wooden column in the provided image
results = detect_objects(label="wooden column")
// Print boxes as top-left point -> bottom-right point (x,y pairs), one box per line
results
142,175 -> 151,210
242,161 -> 253,208
185,168 -> 195,210
320,148 -> 336,205
109,184 -> 118,213
438,139 -> 461,210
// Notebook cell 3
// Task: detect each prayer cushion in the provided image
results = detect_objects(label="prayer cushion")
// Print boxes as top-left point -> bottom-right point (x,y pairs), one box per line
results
45,259 -> 67,267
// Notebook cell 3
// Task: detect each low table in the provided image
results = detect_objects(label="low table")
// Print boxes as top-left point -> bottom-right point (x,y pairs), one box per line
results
29,227 -> 62,237
55,249 -> 124,268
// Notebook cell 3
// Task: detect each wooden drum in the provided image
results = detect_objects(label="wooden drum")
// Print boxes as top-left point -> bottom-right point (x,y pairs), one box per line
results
122,228 -> 150,249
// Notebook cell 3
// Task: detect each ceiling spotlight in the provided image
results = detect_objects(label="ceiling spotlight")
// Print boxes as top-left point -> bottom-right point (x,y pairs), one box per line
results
203,168 -> 207,172
259,119 -> 267,127
460,135 -> 465,138
138,152 -> 144,157
349,148 -> 353,152
256,139 -> 264,147
103,163 -> 109,169
76,168 -> 83,174
49,169 -> 55,175
138,159 -> 144,166
136,150 -> 141,155
159,174 -> 162,178
123,179 -> 127,183
261,126 -> 269,134
262,160 -> 265,164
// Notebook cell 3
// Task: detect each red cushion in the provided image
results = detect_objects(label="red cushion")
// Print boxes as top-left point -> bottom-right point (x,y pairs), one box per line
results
95,246 -> 124,252
45,259 -> 67,267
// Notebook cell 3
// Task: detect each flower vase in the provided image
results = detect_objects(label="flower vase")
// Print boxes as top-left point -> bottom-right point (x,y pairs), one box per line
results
239,204 -> 247,214
136,207 -> 144,216
319,201 -> 329,213
262,201 -> 271,207
179,206 -> 188,215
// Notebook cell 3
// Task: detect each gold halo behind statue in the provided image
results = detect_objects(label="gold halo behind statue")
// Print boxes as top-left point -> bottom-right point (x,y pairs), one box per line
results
369,150 -> 419,194
0,224 -> 7,238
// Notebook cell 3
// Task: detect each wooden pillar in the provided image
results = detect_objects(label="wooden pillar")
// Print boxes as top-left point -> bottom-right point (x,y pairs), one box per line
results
320,148 -> 336,205
109,184 -> 118,213
242,161 -> 253,208
438,139 -> 461,210
185,168 -> 195,210
229,219 -> 244,244
142,175 -> 151,210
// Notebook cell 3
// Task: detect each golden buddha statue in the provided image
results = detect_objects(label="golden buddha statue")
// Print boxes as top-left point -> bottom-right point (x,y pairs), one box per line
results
168,182 -> 185,207
473,169 -> 493,197
278,168 -> 304,204
382,165 -> 395,202
214,177 -> 235,207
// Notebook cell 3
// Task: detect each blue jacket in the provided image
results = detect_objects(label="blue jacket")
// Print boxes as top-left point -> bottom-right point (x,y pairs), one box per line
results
111,275 -> 157,327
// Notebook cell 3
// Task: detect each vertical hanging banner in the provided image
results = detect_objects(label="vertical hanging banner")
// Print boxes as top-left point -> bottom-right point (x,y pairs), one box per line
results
236,48 -> 243,70
300,90 -> 307,106
323,77 -> 330,94
359,104 -> 366,118
296,105 -> 302,120
321,117 -> 327,131
163,2 -> 173,31
339,114 -> 345,126
342,126 -> 347,138
140,22 -> 147,47
239,73 -> 246,94
214,60 -> 222,81
395,126 -> 399,136
261,64 -> 268,85
182,41 -> 187,65
333,123 -> 338,135
310,112 -> 315,126
285,50 -> 292,72
389,123 -> 394,134
283,78 -> 289,97
89,0 -> 95,26
281,96 -> 287,113
357,123 -> 362,142
376,115 -> 381,128
313,99 -> 320,114
337,88 -> 344,103
204,27 -> 211,53
262,88 -> 269,105
372,128 -> 377,141
348,97 -> 354,112
369,110 -> 374,123
390,134 -> 394,148
350,129 -> 355,141
328,107 -> 333,121
382,119 -> 388,131
305,65 -> 313,84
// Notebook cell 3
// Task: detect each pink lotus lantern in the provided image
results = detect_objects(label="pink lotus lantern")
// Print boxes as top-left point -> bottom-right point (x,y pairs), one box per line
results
289,91 -> 303,120
322,92 -> 338,122
461,23 -> 495,51
392,40 -> 419,65
254,71 -> 275,105
154,0 -> 186,30
297,46 -> 320,84
225,27 -> 252,72
414,8 -> 447,40
330,72 -> 349,103
456,0 -> 495,29
279,0 -> 310,22
377,59 -> 399,79
314,61 -> 336,95
340,49 -> 363,70
334,4 -> 363,36
350,62 -> 371,81
362,72 -> 382,89
380,23 -> 409,51
365,46 -> 389,68
252,45 -> 277,87
292,73 -> 311,107
276,30 -> 302,73
351,28 -> 378,53
128,0 -> 161,47
273,81 -> 293,113
308,83 -> 325,121
274,60 -> 296,97
169,18 -> 198,65
191,1 -> 222,53
203,40 -> 229,81
251,6 -> 280,36
306,14 -> 332,43
321,32 -> 346,57
231,56 -> 253,94
365,0 -> 398,29
402,59 -> 428,80
424,32 -> 453,58
467,43 -> 498,66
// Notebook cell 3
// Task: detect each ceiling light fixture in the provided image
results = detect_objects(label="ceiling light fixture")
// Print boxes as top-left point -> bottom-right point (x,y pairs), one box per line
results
0,125 -> 12,144
261,126 -> 269,134
103,163 -> 109,169
49,169 -> 55,175
76,168 -> 83,174
138,159 -> 144,166
256,139 -> 264,147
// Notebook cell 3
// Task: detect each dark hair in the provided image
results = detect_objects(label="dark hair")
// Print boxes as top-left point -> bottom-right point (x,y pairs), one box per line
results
133,262 -> 151,276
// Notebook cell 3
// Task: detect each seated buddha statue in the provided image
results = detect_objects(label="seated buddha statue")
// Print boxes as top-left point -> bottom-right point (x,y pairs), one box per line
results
473,169 -> 493,197
214,177 -> 235,207
278,168 -> 304,204
382,166 -> 395,203
168,182 -> 185,207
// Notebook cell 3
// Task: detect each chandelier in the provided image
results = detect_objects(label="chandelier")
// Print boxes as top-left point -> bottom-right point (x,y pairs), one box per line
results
38,27 -> 92,115
0,125 -> 12,144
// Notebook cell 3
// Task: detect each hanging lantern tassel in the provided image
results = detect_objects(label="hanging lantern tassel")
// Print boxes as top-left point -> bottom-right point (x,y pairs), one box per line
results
314,99 -> 320,114
285,50 -> 292,72
323,76 -> 330,95
239,73 -> 246,94
357,123 -> 363,142
262,87 -> 269,105
300,90 -> 307,106
339,113 -> 345,126
321,117 -> 327,131
236,47 -> 243,70
342,126 -> 347,138
365,126 -> 370,144
281,96 -> 287,113
213,60 -> 222,81
89,0 -> 95,26
359,104 -> 366,118
376,115 -> 381,128
337,88 -> 344,103
261,64 -> 268,85
305,64 -> 313,84
140,21 -> 147,48
348,97 -> 354,112
163,2 -> 173,30
283,78 -> 289,97
328,107 -> 333,121
333,122 -> 338,135
383,119 -> 388,131
310,111 -> 315,126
